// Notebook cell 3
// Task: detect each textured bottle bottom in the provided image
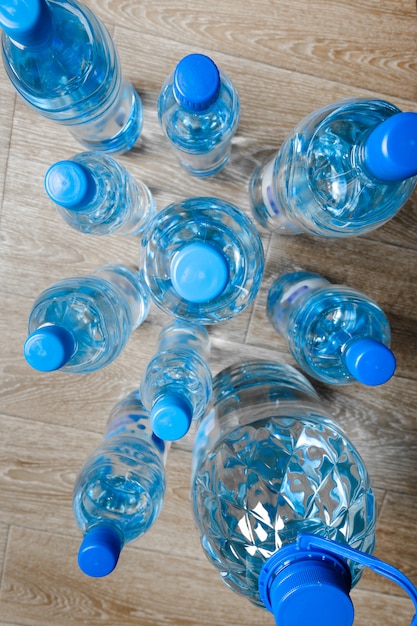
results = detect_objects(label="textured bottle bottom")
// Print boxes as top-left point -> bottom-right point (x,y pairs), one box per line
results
71,88 -> 143,154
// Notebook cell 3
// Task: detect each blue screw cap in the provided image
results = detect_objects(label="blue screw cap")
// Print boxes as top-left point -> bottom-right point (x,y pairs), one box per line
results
173,54 -> 221,111
344,337 -> 396,386
259,543 -> 354,626
364,112 -> 417,181
270,560 -> 353,626
170,241 -> 229,303
24,324 -> 75,372
150,393 -> 193,441
78,525 -> 122,578
45,160 -> 96,210
0,0 -> 51,47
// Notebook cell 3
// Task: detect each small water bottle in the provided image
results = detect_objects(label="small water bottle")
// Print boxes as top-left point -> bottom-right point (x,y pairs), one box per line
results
157,53 -> 240,177
191,360 -> 417,625
0,0 -> 142,153
73,390 -> 167,577
142,197 -> 264,324
24,264 -> 149,373
44,152 -> 155,236
249,98 -> 417,237
266,270 -> 396,386
141,320 -> 212,441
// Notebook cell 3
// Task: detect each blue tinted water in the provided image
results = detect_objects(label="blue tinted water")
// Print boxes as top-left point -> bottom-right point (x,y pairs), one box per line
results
45,152 -> 155,236
142,197 -> 264,324
250,98 -> 417,236
25,265 -> 149,373
1,0 -> 142,152
267,271 -> 393,385
191,361 -> 376,606
158,56 -> 240,176
73,390 -> 166,545
141,320 -> 212,439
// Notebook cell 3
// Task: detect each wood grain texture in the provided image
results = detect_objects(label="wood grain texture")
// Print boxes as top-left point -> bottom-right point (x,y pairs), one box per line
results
0,0 -> 416,624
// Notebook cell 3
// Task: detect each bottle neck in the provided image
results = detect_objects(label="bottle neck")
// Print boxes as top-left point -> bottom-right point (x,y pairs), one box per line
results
157,321 -> 210,361
1,0 -> 53,49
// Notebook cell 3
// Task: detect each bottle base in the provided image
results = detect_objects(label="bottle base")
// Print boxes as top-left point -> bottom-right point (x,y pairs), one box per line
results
179,151 -> 231,178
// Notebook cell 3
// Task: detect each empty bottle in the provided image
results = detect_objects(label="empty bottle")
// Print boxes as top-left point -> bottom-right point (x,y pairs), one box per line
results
44,152 -> 155,236
267,270 -> 396,386
157,53 -> 240,177
141,320 -> 212,441
142,197 -> 264,324
191,360 -> 417,626
24,264 -> 149,373
249,98 -> 417,237
0,0 -> 142,153
73,390 -> 167,577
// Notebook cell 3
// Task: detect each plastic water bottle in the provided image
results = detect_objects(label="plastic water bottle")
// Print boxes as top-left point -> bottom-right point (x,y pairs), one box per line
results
24,264 -> 149,373
141,197 -> 264,324
249,97 -> 417,237
157,53 -> 240,177
0,0 -> 142,153
73,390 -> 167,577
266,270 -> 396,386
140,320 -> 212,441
191,360 -> 417,626
44,152 -> 155,236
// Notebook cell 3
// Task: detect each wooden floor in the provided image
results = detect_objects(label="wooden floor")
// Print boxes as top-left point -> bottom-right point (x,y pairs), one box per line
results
0,1 -> 416,624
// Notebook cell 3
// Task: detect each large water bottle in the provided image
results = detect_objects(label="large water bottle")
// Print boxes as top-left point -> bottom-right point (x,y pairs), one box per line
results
0,0 -> 142,153
44,152 -> 155,236
23,264 -> 149,373
191,360 -> 417,626
73,390 -> 167,577
142,197 -> 264,324
266,270 -> 396,386
249,98 -> 417,237
157,53 -> 240,177
140,320 -> 212,441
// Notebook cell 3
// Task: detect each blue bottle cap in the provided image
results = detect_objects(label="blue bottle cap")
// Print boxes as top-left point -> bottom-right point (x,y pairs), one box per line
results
170,241 -> 229,303
150,393 -> 193,441
364,112 -> 417,181
0,0 -> 51,47
260,534 -> 417,626
78,525 -> 122,578
266,558 -> 354,626
344,337 -> 396,386
45,160 -> 96,210
173,54 -> 221,111
23,325 -> 75,372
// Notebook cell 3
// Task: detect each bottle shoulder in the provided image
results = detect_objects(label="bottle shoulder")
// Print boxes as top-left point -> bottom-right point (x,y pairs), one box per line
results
158,73 -> 240,147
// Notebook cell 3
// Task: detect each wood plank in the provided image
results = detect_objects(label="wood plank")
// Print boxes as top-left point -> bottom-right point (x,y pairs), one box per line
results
0,526 -> 273,626
87,0 -> 417,102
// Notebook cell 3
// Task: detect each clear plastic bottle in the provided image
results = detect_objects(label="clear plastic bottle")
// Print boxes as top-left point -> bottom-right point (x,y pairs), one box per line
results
141,197 -> 264,324
0,0 -> 142,153
44,152 -> 155,236
157,53 -> 240,177
267,270 -> 396,386
23,264 -> 149,373
73,390 -> 167,577
249,98 -> 417,237
141,320 -> 212,440
191,360 -> 377,611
